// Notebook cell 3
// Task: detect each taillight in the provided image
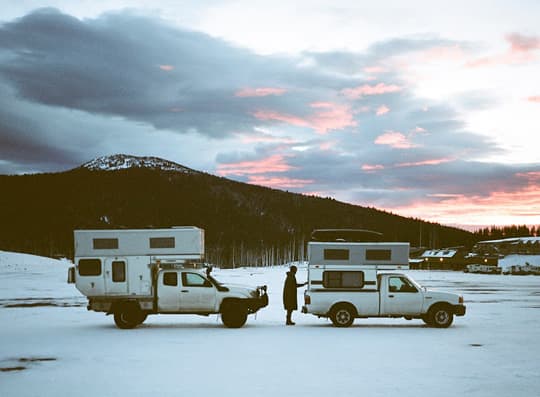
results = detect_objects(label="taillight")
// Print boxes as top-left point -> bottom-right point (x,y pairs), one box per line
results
304,293 -> 311,305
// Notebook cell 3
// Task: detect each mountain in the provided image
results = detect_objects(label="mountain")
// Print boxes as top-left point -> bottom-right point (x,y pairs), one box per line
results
80,154 -> 198,173
0,154 -> 476,267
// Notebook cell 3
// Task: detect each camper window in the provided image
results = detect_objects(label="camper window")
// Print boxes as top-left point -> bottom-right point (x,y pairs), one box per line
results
149,237 -> 175,249
112,261 -> 126,282
78,259 -> 101,276
365,249 -> 391,261
324,249 -> 350,260
163,272 -> 178,286
93,238 -> 118,249
323,271 -> 364,288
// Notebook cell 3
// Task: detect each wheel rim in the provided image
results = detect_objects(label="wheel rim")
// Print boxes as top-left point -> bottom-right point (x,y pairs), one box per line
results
435,310 -> 449,324
336,309 -> 351,325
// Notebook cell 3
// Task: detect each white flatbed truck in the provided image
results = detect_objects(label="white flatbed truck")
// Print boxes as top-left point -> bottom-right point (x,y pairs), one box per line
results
68,227 -> 268,328
302,229 -> 466,327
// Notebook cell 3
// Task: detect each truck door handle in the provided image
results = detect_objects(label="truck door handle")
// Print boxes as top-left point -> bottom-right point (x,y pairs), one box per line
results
181,290 -> 189,293
388,295 -> 394,298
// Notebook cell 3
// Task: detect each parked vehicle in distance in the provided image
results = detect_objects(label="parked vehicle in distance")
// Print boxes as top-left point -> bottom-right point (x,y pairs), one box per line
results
464,264 -> 502,274
302,229 -> 466,328
68,227 -> 268,329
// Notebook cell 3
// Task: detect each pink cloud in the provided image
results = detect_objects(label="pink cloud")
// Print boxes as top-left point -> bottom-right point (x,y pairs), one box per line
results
248,175 -> 313,189
527,96 -> 540,103
342,83 -> 402,99
396,157 -> 453,167
217,154 -> 293,176
467,33 -> 540,68
507,33 -> 540,52
374,131 -> 416,149
253,102 -> 356,134
159,64 -> 174,71
362,164 -> 385,172
235,87 -> 287,97
376,105 -> 390,116
384,177 -> 540,228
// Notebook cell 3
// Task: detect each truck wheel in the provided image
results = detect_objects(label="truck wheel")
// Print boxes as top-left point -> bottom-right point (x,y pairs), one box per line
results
330,304 -> 355,327
421,314 -> 431,325
221,304 -> 248,328
428,305 -> 454,328
113,307 -> 146,329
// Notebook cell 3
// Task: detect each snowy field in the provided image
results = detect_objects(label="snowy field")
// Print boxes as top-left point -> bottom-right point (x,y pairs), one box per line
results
1,251 -> 540,397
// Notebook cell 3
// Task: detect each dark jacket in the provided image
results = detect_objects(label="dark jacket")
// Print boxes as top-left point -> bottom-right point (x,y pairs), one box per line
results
283,271 -> 303,310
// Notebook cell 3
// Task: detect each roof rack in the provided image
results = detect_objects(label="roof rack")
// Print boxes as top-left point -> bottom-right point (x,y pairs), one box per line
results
310,229 -> 384,242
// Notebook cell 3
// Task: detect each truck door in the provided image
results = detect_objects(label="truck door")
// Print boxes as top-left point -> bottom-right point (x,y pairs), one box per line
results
380,276 -> 424,316
104,258 -> 128,295
157,271 -> 182,312
179,272 -> 217,312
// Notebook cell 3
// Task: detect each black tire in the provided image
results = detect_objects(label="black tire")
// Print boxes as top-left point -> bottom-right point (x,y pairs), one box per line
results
113,306 -> 146,329
221,303 -> 248,328
421,313 -> 432,325
427,305 -> 454,328
330,304 -> 355,327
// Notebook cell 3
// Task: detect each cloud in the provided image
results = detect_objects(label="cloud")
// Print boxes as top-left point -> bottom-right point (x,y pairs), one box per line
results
235,87 -> 287,97
341,83 -> 402,99
376,105 -> 390,116
374,131 -> 417,149
527,96 -> 540,103
466,32 -> 540,67
253,102 -> 356,134
216,154 -> 294,176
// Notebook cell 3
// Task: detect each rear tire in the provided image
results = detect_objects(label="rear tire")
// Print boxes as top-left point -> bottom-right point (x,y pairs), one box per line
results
113,306 -> 146,329
427,305 -> 454,328
330,304 -> 355,327
221,303 -> 248,328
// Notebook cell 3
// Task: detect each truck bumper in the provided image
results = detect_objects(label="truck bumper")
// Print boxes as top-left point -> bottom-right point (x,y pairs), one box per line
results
453,304 -> 466,316
247,286 -> 269,313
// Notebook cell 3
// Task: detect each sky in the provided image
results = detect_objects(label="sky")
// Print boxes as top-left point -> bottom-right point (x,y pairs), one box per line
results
0,1 -> 539,231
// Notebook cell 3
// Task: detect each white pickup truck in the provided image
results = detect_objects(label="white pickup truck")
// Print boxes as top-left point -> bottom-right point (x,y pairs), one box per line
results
68,227 -> 268,329
301,229 -> 466,328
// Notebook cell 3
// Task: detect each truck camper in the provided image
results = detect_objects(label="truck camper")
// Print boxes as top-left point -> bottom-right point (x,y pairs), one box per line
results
302,229 -> 466,328
68,227 -> 268,329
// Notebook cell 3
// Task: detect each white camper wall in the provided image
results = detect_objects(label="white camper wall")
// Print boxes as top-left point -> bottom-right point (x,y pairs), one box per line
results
308,242 -> 410,268
74,227 -> 204,258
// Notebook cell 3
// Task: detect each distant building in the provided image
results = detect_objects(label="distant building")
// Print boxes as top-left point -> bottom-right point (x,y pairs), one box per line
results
473,237 -> 540,256
412,247 -> 469,270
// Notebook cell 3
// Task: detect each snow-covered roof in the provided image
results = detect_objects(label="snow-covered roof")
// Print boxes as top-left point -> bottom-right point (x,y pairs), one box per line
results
421,249 -> 457,258
476,237 -> 540,245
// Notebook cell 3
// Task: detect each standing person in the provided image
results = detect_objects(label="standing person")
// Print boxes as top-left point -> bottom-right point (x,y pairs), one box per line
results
283,265 -> 307,325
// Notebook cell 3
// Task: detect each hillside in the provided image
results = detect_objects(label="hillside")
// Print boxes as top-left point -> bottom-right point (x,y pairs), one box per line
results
0,155 -> 476,267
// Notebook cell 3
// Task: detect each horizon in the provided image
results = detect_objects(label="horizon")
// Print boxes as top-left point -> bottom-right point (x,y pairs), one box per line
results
1,1 -> 539,231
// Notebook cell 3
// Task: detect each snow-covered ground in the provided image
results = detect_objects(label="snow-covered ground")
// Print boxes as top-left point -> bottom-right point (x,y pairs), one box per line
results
1,251 -> 540,397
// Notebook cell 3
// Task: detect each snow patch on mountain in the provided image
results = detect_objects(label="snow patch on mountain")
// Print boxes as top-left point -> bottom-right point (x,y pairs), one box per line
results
80,154 -> 197,173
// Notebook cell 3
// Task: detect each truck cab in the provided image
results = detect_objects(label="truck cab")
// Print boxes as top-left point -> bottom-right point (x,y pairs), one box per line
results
302,229 -> 466,328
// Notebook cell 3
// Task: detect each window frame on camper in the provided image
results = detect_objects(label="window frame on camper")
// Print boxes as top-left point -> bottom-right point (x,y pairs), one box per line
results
322,270 -> 365,289
78,258 -> 102,276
